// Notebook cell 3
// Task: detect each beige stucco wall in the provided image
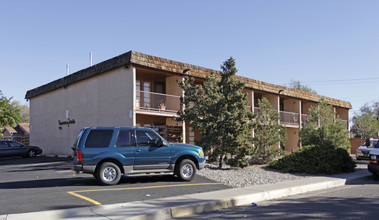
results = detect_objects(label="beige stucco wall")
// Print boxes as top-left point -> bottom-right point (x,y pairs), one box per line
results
285,128 -> 299,152
264,94 -> 279,111
165,75 -> 182,111
283,99 -> 300,113
335,107 -> 349,120
29,66 -> 135,155
302,102 -> 317,114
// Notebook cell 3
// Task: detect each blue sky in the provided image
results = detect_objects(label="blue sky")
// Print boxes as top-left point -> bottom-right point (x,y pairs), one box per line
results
1,0 -> 378,117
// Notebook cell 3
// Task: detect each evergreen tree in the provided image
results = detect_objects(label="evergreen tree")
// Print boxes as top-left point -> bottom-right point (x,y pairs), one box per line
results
178,57 -> 253,168
299,99 -> 350,150
250,98 -> 287,163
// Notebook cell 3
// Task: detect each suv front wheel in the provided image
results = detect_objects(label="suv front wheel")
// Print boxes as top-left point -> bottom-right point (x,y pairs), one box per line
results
176,159 -> 196,181
97,162 -> 121,185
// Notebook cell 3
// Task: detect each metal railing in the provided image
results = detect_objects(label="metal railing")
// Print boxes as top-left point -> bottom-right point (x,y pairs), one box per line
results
253,107 -> 260,114
280,111 -> 299,125
136,90 -> 181,113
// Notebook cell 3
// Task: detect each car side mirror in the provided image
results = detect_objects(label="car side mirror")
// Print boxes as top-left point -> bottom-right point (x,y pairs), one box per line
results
154,139 -> 166,147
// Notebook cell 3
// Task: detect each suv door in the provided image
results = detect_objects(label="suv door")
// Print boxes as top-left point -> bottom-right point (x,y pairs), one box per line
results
134,130 -> 171,170
114,129 -> 135,167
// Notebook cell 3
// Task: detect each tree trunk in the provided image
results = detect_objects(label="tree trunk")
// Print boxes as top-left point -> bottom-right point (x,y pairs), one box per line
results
218,154 -> 223,169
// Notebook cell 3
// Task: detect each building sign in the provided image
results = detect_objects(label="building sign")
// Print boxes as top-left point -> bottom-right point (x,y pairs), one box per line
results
58,119 -> 76,127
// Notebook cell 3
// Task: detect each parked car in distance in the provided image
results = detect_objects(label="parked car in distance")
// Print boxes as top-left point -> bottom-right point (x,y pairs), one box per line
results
71,127 -> 206,185
368,141 -> 379,179
0,140 -> 43,158
356,139 -> 378,160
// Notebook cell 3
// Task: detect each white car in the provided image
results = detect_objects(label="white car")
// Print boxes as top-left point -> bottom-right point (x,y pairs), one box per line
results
356,139 -> 378,160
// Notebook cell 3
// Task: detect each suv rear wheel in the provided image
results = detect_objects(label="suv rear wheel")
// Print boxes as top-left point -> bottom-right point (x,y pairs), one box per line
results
97,162 -> 121,185
176,159 -> 196,181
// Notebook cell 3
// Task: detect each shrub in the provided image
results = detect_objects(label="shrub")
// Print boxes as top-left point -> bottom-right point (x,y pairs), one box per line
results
269,145 -> 356,174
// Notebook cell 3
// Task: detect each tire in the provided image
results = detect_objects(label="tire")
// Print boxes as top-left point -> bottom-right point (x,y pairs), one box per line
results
27,150 -> 37,158
176,159 -> 196,181
96,162 -> 121,185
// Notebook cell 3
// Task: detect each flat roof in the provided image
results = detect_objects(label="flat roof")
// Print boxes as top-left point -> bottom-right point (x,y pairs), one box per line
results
25,50 -> 352,109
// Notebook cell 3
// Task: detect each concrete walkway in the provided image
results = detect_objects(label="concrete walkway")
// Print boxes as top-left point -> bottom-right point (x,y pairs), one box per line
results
2,169 -> 371,220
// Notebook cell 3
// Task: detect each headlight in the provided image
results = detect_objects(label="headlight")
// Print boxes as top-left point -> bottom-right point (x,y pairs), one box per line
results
371,155 -> 377,160
199,150 -> 204,156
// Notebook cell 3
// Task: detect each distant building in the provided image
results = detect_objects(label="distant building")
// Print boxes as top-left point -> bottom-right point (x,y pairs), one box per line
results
25,51 -> 352,155
1,123 -> 30,145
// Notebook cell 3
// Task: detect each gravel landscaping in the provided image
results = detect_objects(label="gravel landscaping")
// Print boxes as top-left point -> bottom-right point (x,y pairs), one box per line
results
197,160 -> 367,188
197,163 -> 310,188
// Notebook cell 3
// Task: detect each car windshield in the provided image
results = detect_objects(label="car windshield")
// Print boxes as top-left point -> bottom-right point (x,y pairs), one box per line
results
375,141 -> 379,148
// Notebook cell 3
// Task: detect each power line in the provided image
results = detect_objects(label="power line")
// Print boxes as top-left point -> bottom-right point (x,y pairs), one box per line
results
283,76 -> 379,86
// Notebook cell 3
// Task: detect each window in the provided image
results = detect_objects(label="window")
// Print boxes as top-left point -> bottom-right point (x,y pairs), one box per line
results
9,141 -> 22,147
136,130 -> 160,146
189,127 -> 195,145
0,142 -> 9,148
116,130 -> 135,147
143,82 -> 151,108
85,130 -> 113,148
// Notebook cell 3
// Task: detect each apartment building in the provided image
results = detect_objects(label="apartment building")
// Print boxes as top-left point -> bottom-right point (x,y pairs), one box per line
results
25,51 -> 351,155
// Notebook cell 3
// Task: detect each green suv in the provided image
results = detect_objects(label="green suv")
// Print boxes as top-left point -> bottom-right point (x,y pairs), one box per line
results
71,127 -> 205,185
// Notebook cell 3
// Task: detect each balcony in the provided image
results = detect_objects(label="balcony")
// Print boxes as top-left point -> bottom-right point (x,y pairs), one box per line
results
136,90 -> 181,116
280,111 -> 299,126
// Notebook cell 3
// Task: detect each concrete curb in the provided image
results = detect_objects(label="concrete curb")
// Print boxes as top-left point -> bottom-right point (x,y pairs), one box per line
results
2,170 -> 371,220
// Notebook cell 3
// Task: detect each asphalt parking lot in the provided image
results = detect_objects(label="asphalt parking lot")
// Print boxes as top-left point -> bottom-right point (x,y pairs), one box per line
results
0,157 -> 229,215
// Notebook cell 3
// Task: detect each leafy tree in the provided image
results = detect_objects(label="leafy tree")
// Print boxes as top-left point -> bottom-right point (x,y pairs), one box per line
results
250,98 -> 287,163
287,80 -> 317,94
0,90 -> 21,127
299,99 -> 350,150
13,101 -> 30,123
351,102 -> 379,138
178,57 -> 253,168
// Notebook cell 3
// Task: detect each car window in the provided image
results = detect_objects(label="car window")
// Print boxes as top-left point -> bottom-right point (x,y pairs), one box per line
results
0,142 -> 9,148
85,130 -> 113,148
116,130 -> 135,147
8,142 -> 22,147
74,129 -> 86,148
136,130 -> 160,146
372,140 -> 378,147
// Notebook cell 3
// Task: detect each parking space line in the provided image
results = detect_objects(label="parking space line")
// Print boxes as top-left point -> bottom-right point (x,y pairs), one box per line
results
67,182 -> 222,205
57,170 -> 73,173
67,191 -> 102,205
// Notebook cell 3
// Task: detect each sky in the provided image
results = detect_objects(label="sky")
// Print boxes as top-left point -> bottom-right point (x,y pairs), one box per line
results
1,0 -> 378,118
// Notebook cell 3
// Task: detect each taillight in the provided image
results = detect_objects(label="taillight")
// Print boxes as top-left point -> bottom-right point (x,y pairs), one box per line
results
77,150 -> 83,162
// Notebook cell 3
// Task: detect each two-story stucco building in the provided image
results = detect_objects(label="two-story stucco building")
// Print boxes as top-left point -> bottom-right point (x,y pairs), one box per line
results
25,51 -> 351,156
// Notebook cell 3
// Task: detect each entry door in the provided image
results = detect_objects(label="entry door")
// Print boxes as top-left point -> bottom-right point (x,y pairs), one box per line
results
134,130 -> 171,170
